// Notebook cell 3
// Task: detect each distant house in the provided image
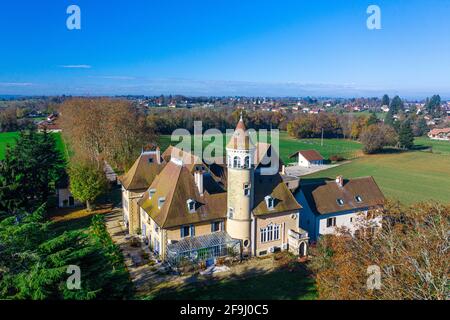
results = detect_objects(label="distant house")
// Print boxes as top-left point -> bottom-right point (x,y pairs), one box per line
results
289,150 -> 324,167
428,128 -> 450,141
309,108 -> 323,114
295,176 -> 385,241
37,121 -> 62,133
381,105 -> 390,113
56,175 -> 81,208
37,114 -> 61,133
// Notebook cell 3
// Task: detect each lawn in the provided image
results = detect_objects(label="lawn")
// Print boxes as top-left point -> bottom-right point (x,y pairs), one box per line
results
0,131 -> 67,160
158,131 -> 362,164
414,136 -> 450,155
0,132 -> 18,159
305,151 -> 450,204
145,260 -> 317,300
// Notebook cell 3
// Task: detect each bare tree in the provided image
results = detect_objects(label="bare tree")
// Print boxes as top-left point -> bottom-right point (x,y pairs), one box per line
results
310,202 -> 449,300
59,98 -> 155,171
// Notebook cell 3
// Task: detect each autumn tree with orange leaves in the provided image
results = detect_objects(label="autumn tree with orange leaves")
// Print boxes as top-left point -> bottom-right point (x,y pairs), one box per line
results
309,202 -> 449,300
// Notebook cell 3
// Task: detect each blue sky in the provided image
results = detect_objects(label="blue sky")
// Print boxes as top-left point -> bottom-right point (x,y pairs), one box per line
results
0,0 -> 449,98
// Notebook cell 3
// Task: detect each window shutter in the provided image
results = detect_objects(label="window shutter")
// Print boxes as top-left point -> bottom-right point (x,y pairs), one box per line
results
190,225 -> 195,237
220,221 -> 224,231
210,222 -> 214,233
180,227 -> 184,238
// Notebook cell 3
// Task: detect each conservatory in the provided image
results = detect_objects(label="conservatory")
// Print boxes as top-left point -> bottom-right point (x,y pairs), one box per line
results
166,231 -> 241,266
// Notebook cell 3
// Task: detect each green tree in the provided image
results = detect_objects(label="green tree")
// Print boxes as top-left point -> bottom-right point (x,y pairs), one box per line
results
384,109 -> 395,127
398,120 -> 414,150
68,162 -> 108,211
412,117 -> 428,137
0,129 -> 64,216
381,94 -> 390,107
0,207 -> 132,299
426,95 -> 442,117
389,96 -> 403,114
366,112 -> 378,126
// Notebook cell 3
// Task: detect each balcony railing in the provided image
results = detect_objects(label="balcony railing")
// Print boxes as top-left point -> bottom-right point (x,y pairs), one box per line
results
288,228 -> 309,240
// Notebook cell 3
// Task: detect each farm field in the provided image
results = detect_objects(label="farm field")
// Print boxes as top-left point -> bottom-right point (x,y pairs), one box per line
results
305,151 -> 450,204
158,131 -> 362,164
0,131 -> 67,160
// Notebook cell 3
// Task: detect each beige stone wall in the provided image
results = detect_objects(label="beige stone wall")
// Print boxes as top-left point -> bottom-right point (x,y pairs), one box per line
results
227,167 -> 253,250
125,189 -> 145,235
140,208 -> 163,255
166,220 -> 225,241
254,211 -> 299,256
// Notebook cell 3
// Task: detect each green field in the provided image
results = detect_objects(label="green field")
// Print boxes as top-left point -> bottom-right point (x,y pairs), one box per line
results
158,131 -> 362,164
0,131 -> 67,160
342,111 -> 385,119
305,151 -> 450,204
414,136 -> 450,155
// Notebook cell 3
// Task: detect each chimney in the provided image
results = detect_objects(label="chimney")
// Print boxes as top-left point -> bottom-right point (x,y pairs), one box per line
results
194,168 -> 204,196
156,147 -> 161,164
281,164 -> 286,175
336,175 -> 344,187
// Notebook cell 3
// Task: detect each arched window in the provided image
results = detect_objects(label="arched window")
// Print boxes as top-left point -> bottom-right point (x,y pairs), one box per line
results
233,156 -> 240,168
244,156 -> 250,168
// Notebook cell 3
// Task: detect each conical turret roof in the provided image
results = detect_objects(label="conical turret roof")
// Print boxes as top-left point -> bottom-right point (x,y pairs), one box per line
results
226,114 -> 254,150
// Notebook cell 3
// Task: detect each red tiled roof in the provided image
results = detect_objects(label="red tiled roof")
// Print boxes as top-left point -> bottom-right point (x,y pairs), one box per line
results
429,128 -> 450,135
289,150 -> 324,162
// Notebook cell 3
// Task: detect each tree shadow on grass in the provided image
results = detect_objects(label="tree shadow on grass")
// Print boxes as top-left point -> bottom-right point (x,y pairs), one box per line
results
146,261 -> 317,300
411,144 -> 433,152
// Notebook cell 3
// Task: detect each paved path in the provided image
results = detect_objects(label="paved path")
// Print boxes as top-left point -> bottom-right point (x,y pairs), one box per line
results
285,163 -> 342,177
104,208 -> 175,294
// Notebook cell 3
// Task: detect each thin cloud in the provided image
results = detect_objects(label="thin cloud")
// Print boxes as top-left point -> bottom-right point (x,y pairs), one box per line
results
90,75 -> 136,80
0,82 -> 33,87
60,65 -> 92,69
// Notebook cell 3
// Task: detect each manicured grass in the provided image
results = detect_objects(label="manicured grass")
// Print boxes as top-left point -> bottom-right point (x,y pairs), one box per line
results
158,131 -> 362,164
277,132 -> 362,163
414,136 -> 450,155
0,131 -> 68,160
0,132 -> 19,159
146,265 -> 317,300
305,151 -> 450,204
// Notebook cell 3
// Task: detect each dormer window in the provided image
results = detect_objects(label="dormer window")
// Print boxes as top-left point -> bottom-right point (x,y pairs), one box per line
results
158,197 -> 166,209
337,198 -> 344,206
186,199 -> 196,213
355,195 -> 363,203
149,188 -> 156,199
265,196 -> 275,210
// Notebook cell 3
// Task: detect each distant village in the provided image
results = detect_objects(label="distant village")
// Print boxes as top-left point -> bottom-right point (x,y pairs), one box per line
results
1,94 -> 449,141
